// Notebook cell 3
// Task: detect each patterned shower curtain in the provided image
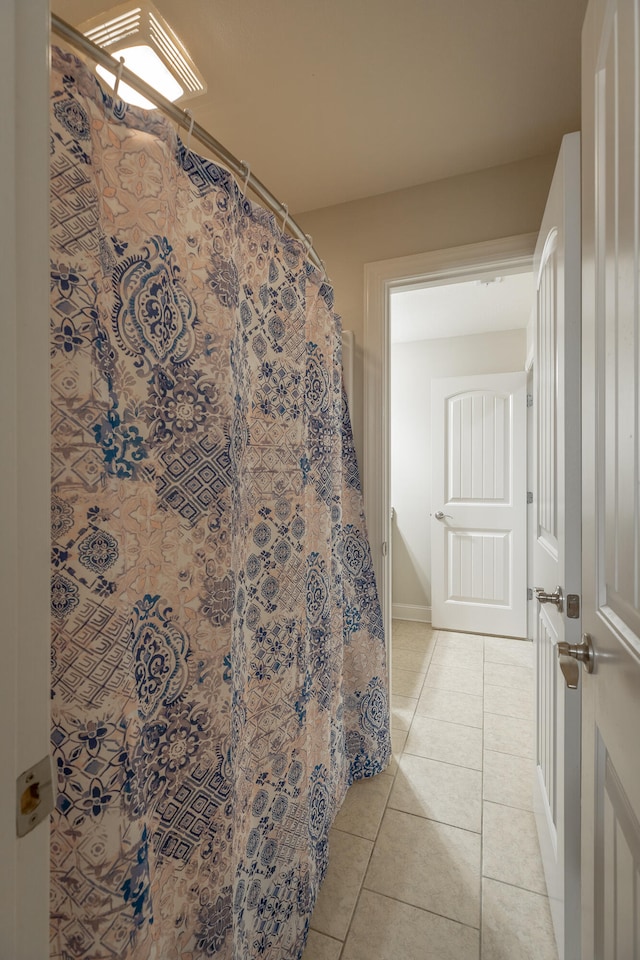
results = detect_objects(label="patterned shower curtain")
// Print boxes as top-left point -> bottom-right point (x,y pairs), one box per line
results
49,46 -> 390,960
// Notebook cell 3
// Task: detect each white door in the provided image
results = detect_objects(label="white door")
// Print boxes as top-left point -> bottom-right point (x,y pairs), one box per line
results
532,132 -> 582,960
581,1 -> 640,956
431,372 -> 527,637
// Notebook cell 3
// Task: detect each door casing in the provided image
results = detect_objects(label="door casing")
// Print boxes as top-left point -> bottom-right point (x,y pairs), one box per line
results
0,0 -> 51,954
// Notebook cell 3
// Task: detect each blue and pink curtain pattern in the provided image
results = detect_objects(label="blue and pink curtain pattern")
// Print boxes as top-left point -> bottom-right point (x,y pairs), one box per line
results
49,46 -> 390,959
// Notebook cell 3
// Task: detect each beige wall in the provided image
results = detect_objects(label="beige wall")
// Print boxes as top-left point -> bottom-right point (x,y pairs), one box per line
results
391,328 -> 528,614
297,153 -> 555,462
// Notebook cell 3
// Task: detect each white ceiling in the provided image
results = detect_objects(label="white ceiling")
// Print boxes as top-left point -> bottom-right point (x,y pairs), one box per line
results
51,0 -> 588,214
390,271 -> 534,343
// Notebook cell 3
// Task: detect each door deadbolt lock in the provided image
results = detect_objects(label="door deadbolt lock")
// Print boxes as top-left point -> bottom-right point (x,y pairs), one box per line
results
535,586 -> 563,613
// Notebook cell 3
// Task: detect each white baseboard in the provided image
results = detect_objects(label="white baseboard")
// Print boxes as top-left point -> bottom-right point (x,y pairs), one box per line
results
392,604 -> 431,623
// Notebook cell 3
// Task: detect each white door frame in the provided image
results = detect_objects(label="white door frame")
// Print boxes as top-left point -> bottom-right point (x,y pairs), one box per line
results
0,0 -> 51,955
363,233 -> 537,663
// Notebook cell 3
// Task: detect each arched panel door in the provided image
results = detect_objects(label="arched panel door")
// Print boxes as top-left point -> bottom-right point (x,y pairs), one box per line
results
431,372 -> 527,638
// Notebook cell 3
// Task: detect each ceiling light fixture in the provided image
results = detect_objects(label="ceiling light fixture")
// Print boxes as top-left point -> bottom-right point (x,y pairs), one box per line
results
79,1 -> 206,109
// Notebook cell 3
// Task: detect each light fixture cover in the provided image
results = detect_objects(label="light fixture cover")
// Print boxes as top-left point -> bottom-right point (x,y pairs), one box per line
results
79,1 -> 206,104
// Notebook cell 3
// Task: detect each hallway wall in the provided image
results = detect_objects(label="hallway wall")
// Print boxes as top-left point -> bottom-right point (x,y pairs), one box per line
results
391,328 -> 527,619
296,153 -> 555,466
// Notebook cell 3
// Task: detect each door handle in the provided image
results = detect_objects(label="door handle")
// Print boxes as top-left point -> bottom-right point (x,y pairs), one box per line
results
557,634 -> 595,672
434,511 -> 452,520
535,586 -> 563,613
556,633 -> 595,688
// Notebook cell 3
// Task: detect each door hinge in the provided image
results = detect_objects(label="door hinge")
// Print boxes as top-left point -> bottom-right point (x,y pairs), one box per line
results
527,393 -> 534,407
17,755 -> 55,838
566,594 -> 580,619
527,491 -> 533,504
527,587 -> 533,600
382,541 -> 388,557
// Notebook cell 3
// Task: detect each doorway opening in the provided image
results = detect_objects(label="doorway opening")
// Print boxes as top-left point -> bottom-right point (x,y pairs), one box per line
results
363,233 -> 537,673
389,271 -> 532,637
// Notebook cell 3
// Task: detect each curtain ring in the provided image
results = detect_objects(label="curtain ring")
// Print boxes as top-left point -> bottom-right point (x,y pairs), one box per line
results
241,161 -> 251,195
281,203 -> 289,236
113,56 -> 125,98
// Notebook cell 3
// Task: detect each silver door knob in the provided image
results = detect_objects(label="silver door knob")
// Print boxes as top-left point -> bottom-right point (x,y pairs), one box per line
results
434,511 -> 452,520
556,633 -> 595,688
535,586 -> 563,612
557,634 -> 594,673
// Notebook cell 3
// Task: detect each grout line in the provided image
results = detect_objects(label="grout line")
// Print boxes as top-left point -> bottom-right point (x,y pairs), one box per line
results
383,804 -> 482,836
400,746 -> 482,772
411,714 -> 483,730
482,797 -> 537,813
357,884 -> 482,932
484,710 -> 534,721
336,884 -> 361,958
481,872 -> 550,898
480,748 -> 534,760
308,929 -> 343,952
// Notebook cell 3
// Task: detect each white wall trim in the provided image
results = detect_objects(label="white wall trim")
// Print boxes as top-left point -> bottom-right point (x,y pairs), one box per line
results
363,233 -> 537,663
0,0 -> 51,954
392,604 -> 432,623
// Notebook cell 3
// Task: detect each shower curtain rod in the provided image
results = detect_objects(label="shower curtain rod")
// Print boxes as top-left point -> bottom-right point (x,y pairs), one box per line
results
50,13 -> 323,273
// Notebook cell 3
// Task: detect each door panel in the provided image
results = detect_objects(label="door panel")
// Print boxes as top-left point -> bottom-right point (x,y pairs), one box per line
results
582,0 -> 640,957
598,735 -> 640,956
448,530 -> 509,604
447,391 -> 509,502
431,372 -> 526,636
532,132 -> 582,960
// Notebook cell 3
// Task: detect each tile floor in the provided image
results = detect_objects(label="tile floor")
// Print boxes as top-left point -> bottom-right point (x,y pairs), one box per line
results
302,620 -> 559,960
